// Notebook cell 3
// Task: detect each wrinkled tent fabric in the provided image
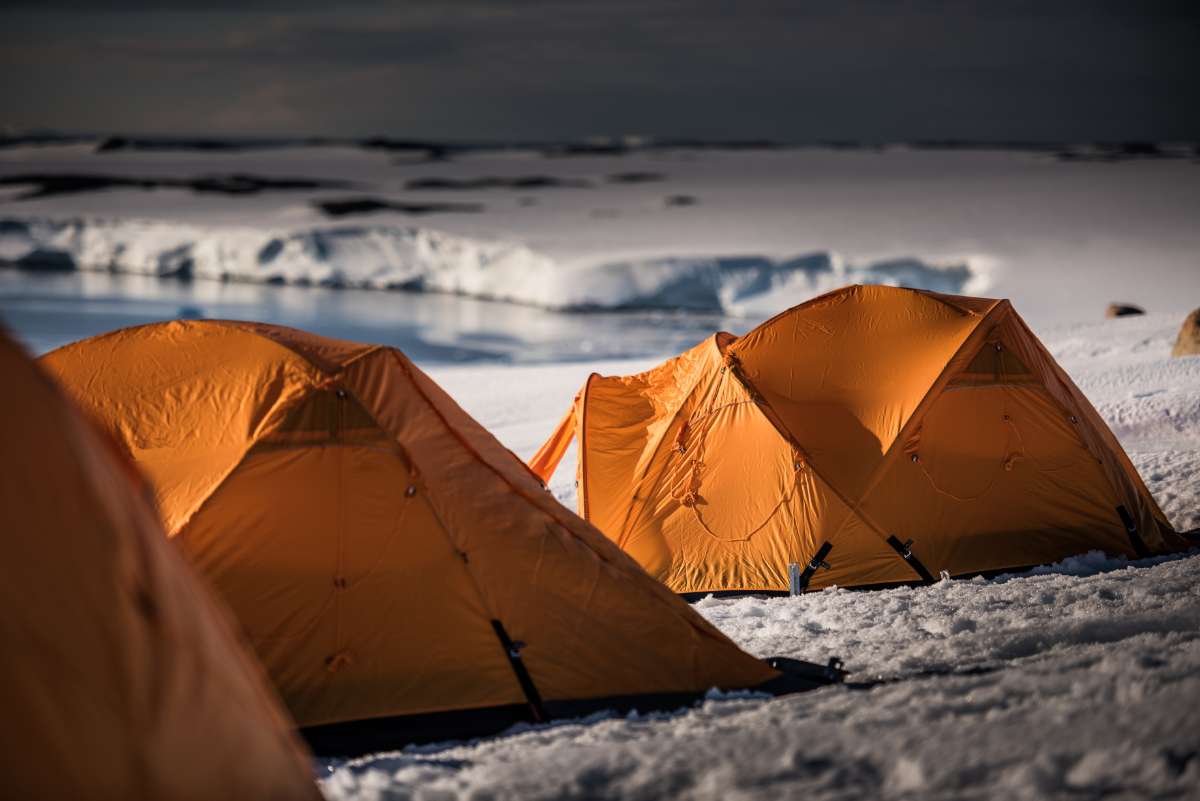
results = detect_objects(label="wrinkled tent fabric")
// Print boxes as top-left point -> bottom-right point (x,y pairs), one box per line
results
0,330 -> 319,801
42,320 -> 780,738
531,285 -> 1187,594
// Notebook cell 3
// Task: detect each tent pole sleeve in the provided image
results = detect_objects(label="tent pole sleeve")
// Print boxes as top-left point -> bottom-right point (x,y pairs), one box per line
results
491,620 -> 547,723
527,401 -> 578,485
885,536 -> 936,585
1116,505 -> 1152,559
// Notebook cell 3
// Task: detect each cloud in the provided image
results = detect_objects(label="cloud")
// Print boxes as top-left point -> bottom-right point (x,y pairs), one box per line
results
1,1 -> 1197,139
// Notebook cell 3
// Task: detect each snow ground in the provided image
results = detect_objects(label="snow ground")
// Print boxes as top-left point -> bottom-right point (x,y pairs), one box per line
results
318,312 -> 1200,801
320,553 -> 1200,800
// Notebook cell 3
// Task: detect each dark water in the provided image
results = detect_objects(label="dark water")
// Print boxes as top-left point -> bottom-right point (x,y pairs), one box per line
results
0,270 -> 739,362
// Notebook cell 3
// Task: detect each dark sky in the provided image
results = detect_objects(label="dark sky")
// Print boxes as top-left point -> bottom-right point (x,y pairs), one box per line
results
1,1 -> 1197,141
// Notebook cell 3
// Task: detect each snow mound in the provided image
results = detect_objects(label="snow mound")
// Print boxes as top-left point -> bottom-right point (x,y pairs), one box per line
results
0,216 -> 989,315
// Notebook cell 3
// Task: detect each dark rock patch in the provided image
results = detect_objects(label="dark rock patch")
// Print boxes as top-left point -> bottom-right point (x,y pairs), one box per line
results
542,141 -> 631,157
1106,302 -> 1145,318
0,173 -> 352,201
0,133 -> 96,150
664,194 -> 698,207
908,139 -> 1060,153
6,248 -> 77,271
1056,142 -> 1200,163
358,138 -> 452,161
313,197 -> 483,218
652,138 -> 778,151
94,135 -> 343,153
405,175 -> 590,191
1172,308 -> 1200,357
607,172 -> 665,184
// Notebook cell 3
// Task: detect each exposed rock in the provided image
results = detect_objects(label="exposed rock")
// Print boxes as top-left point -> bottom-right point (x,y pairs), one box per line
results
1172,308 -> 1200,357
1056,141 -> 1200,163
1106,302 -> 1145,318
665,194 -> 698,207
608,171 -> 665,184
312,197 -> 483,217
405,175 -> 589,190
0,172 -> 350,200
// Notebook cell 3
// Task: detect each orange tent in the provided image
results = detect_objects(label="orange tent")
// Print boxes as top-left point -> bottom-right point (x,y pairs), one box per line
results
42,320 -> 823,753
0,330 -> 318,801
531,285 -> 1187,595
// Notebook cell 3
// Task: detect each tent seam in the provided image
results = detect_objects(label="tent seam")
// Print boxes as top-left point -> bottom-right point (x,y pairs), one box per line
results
835,300 -> 1008,554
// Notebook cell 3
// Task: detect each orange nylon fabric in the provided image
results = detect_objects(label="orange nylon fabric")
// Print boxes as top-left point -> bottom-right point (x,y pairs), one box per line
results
535,285 -> 1185,594
43,320 -> 777,729
527,392 -> 580,483
0,331 -> 318,801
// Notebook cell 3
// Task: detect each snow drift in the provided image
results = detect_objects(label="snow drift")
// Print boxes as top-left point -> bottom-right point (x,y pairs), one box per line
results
0,217 -> 988,316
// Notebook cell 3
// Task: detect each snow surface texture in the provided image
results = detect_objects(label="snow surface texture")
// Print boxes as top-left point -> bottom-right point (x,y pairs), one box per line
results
322,555 -> 1200,801
320,315 -> 1200,801
0,216 -> 980,315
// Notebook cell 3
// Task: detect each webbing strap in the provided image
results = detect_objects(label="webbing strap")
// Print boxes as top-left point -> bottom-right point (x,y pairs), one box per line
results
885,535 -> 936,585
790,541 -> 833,594
1115,505 -> 1152,559
491,620 -> 547,723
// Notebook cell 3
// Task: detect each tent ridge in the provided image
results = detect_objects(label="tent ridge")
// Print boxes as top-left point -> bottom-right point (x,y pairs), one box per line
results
915,288 -> 997,318
735,284 -> 861,339
208,319 -> 383,375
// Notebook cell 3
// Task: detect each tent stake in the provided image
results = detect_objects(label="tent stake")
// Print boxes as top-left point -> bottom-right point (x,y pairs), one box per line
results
789,542 -> 833,595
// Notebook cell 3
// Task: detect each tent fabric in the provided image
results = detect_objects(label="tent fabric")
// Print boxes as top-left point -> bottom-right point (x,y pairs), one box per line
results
0,330 -> 318,801
532,285 -> 1187,594
42,320 -> 779,734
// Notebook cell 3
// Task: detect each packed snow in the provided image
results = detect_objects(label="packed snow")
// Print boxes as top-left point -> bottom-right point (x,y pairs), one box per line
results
1,142 -> 1197,800
319,552 -> 1200,801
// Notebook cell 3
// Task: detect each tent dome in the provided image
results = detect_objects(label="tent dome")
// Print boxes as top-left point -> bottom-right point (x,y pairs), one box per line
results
43,320 -> 795,753
531,285 -> 1186,595
0,330 -> 318,801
